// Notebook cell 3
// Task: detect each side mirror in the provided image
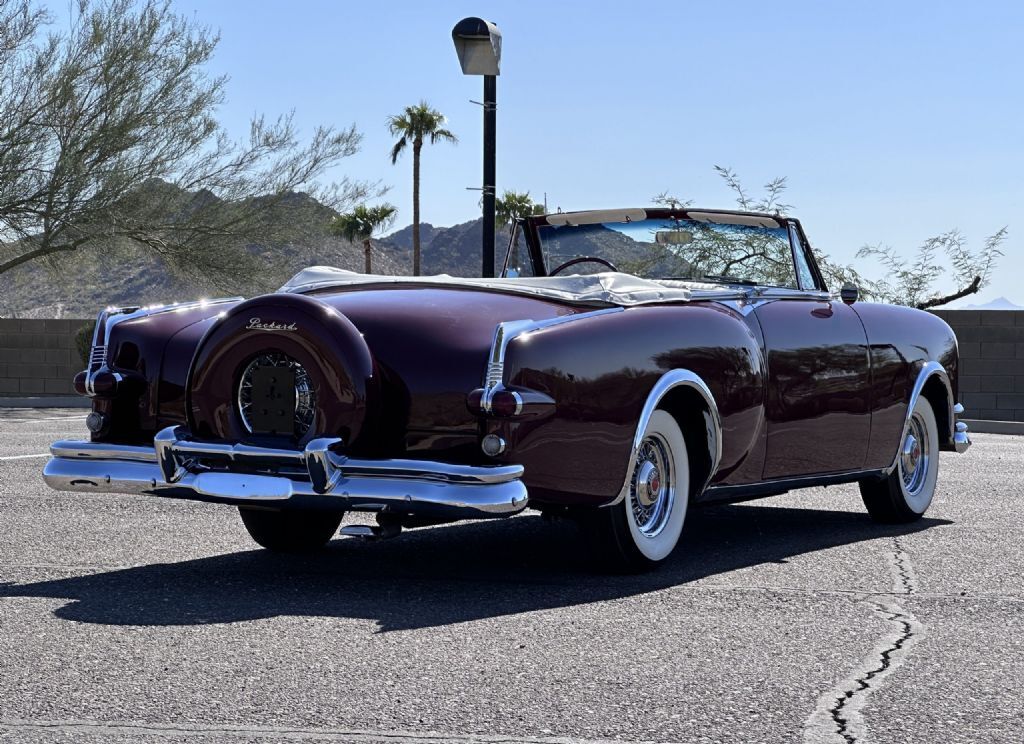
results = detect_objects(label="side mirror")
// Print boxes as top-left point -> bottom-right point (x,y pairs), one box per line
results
840,283 -> 859,304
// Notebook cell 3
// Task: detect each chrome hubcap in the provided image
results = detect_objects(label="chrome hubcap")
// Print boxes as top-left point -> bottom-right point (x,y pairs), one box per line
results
636,460 -> 661,506
900,414 -> 929,496
630,435 -> 674,538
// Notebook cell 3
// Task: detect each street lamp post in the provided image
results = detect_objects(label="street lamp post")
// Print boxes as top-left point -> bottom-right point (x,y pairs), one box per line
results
452,17 -> 501,278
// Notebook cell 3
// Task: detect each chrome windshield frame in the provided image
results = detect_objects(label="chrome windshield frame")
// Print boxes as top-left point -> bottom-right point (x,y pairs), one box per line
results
520,207 -> 828,293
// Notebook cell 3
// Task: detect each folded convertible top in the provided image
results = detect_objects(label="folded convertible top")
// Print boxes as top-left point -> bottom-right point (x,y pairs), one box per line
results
278,266 -> 708,307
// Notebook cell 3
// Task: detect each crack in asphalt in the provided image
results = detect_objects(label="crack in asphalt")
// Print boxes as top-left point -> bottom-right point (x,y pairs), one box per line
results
803,539 -> 924,744
890,536 -> 918,595
829,602 -> 916,743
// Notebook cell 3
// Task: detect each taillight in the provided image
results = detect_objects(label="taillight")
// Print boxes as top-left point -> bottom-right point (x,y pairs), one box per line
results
490,389 -> 523,416
467,387 -> 553,419
74,369 -> 144,397
90,370 -> 120,395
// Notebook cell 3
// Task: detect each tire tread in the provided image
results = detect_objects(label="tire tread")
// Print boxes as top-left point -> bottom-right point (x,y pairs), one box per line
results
238,507 -> 343,552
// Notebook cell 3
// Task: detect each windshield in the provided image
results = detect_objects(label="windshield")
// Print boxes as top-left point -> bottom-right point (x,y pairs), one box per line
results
533,216 -> 800,288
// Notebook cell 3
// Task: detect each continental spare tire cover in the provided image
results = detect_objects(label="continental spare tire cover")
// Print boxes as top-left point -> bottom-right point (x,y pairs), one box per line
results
187,293 -> 376,446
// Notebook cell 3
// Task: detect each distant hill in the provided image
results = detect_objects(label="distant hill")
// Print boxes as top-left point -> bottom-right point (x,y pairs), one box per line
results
400,218 -> 666,277
0,185 -> 406,318
961,296 -> 1023,310
417,218 -> 512,276
0,187 -> 672,318
383,222 -> 440,253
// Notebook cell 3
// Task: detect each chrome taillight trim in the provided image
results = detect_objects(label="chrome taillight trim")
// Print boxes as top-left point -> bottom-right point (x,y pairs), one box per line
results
83,297 -> 242,397
480,307 -> 622,413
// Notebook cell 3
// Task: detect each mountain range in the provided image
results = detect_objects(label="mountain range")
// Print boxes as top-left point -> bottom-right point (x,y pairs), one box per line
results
1,181 -> 643,318
0,188 -> 511,318
5,184 -> 1016,318
960,296 -> 1023,310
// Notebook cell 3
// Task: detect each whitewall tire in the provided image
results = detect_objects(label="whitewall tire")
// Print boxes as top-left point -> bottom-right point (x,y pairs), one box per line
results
583,410 -> 690,571
859,395 -> 940,523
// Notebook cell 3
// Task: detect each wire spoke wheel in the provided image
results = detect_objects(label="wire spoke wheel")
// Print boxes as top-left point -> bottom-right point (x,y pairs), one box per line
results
899,411 -> 930,498
629,435 -> 674,538
237,352 -> 316,438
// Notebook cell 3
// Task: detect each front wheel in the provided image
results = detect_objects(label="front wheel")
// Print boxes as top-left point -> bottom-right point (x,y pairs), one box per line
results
581,410 -> 690,572
238,507 -> 344,552
859,395 -> 940,523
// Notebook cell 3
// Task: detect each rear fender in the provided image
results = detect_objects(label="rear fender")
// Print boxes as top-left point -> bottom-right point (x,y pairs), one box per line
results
606,369 -> 722,506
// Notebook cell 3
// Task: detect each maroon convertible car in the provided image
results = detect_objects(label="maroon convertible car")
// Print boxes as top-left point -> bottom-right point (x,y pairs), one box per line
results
45,208 -> 971,570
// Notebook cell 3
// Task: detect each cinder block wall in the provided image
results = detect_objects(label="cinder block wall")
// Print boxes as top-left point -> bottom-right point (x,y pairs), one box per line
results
931,310 -> 1024,422
1,311 -> 1020,417
0,319 -> 91,397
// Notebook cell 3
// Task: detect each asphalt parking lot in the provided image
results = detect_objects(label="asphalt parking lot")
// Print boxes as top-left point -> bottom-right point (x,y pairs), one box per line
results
0,410 -> 1021,744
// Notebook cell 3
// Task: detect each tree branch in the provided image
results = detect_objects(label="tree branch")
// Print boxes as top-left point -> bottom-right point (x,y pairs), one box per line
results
916,275 -> 982,310
0,240 -> 80,274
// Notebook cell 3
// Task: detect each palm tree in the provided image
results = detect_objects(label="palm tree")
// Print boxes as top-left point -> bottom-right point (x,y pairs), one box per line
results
495,190 -> 544,229
496,191 -> 543,274
330,203 -> 397,274
388,102 -> 457,275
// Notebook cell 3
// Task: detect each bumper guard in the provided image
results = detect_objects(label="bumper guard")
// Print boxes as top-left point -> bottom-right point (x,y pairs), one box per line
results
953,403 -> 971,454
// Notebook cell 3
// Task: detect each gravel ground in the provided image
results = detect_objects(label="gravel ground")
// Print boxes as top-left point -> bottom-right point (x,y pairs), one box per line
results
0,410 -> 1020,743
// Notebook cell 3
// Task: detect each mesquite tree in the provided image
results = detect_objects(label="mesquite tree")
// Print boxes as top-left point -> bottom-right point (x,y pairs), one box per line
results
655,167 -> 1005,308
0,0 -> 375,288
857,229 -> 1006,309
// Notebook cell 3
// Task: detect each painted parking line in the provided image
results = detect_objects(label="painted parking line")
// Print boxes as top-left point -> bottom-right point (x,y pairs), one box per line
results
0,415 -> 87,424
0,454 -> 51,461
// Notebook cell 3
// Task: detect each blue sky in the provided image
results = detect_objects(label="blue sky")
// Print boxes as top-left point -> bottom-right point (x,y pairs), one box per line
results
53,1 -> 1023,304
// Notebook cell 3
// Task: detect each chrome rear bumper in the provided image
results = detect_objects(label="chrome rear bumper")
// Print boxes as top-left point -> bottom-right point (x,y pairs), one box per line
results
43,426 -> 528,519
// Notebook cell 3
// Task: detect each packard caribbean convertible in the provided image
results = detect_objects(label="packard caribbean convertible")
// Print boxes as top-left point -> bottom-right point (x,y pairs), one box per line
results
44,208 -> 971,570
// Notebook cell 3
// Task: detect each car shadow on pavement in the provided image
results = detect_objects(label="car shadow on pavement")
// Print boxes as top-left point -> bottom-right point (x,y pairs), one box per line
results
0,502 -> 950,631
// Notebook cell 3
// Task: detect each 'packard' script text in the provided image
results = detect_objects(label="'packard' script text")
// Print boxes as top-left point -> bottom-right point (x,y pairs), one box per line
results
247,318 -> 297,332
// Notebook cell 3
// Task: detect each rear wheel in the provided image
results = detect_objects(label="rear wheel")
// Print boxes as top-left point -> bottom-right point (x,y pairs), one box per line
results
581,410 -> 690,572
238,507 -> 344,552
860,395 -> 939,523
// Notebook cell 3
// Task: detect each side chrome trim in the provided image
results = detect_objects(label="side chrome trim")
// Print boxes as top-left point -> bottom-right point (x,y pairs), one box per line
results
688,287 -> 833,317
607,369 -> 723,507
747,287 -> 831,302
84,297 -> 242,397
703,468 -> 887,502
480,307 -> 623,412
